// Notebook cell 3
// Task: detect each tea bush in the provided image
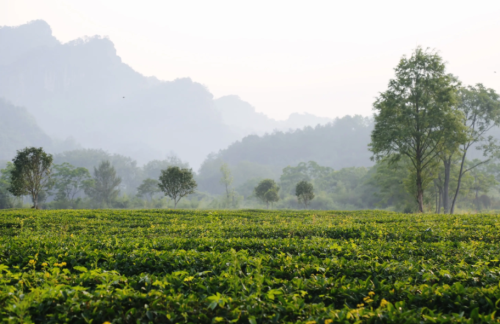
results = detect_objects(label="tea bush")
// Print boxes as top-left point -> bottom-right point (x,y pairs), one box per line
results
1,209 -> 500,323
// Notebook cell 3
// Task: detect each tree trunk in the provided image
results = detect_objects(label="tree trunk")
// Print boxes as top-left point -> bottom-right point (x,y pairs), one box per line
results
475,189 -> 480,212
435,184 -> 438,213
416,167 -> 424,213
417,191 -> 424,213
32,191 -> 38,209
442,157 -> 452,213
174,198 -> 178,208
438,188 -> 442,213
450,151 -> 467,214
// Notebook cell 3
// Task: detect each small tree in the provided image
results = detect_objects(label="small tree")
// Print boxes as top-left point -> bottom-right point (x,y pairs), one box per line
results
220,163 -> 235,207
84,160 -> 122,206
254,179 -> 280,208
158,166 -> 197,208
295,180 -> 314,208
137,178 -> 160,201
9,147 -> 53,209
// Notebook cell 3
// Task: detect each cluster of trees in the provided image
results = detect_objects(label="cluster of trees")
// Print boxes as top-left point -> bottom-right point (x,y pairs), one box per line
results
370,47 -> 500,213
0,147 -> 199,209
252,178 -> 315,209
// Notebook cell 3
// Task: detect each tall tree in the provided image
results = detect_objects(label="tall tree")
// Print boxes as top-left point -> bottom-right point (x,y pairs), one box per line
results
295,180 -> 315,208
370,47 -> 462,212
158,166 -> 197,208
84,160 -> 122,206
449,84 -> 500,214
219,163 -> 234,201
9,147 -> 53,209
254,179 -> 280,208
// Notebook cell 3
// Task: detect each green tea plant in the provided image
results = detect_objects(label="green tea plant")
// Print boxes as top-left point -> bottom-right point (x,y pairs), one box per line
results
1,209 -> 500,323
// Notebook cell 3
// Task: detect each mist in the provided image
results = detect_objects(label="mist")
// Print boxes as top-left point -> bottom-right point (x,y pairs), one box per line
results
1,9 -> 500,213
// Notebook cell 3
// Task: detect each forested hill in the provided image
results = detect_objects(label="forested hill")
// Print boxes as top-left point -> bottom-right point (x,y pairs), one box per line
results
0,99 -> 52,161
215,115 -> 373,170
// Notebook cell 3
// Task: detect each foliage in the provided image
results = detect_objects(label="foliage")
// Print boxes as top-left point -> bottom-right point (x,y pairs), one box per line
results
367,159 -> 416,211
52,162 -> 91,204
220,163 -> 237,208
84,160 -> 122,206
449,84 -> 500,214
211,115 -> 373,175
143,156 -> 190,180
254,179 -> 280,208
370,47 -> 462,212
137,178 -> 161,201
295,180 -> 315,207
1,209 -> 500,323
280,161 -> 332,195
0,163 -> 14,209
158,166 -> 197,208
466,160 -> 498,211
8,147 -> 53,209
54,149 -> 142,195
197,157 -> 277,196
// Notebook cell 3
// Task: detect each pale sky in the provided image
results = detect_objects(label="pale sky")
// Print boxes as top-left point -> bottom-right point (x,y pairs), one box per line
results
1,0 -> 500,120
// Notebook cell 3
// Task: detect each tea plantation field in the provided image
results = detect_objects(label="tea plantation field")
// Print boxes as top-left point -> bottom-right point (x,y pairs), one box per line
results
1,209 -> 500,323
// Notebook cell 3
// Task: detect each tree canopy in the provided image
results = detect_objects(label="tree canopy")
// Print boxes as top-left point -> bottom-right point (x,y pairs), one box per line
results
254,179 -> 280,208
9,147 -> 53,209
84,160 -> 122,206
295,180 -> 314,207
158,167 -> 197,208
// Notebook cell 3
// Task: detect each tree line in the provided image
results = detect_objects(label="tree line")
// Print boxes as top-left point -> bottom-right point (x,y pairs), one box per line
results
0,147 -> 198,209
2,145 -> 499,211
0,147 -> 320,210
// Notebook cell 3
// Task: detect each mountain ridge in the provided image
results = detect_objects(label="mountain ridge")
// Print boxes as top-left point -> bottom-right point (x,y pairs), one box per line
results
0,20 -> 347,168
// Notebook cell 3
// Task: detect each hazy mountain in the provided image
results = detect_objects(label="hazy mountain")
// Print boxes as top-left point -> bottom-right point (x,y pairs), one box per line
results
214,95 -> 332,135
0,98 -> 52,161
0,20 -> 237,167
0,20 -> 346,168
0,20 -> 59,66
